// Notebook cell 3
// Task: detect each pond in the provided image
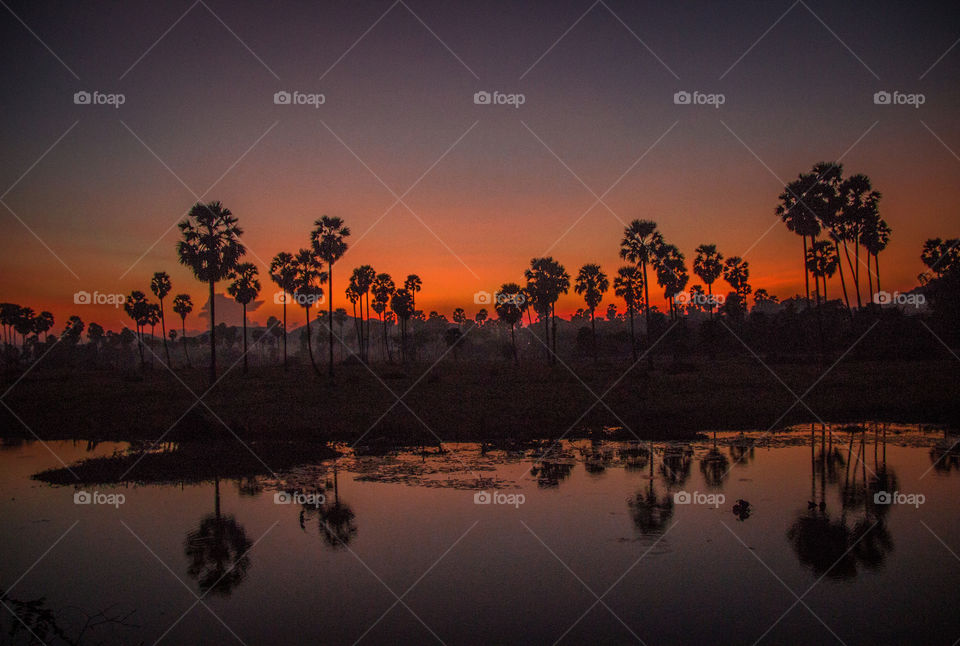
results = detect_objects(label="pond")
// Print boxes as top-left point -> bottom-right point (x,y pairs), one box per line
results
2,426 -> 959,645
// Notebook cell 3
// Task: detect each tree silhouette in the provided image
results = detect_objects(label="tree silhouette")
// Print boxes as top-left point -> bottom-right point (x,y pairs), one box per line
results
806,240 -> 839,306
291,249 -> 325,376
311,216 -> 350,378
620,220 -> 661,364
653,243 -> 688,320
777,174 -> 822,307
227,262 -> 261,375
269,251 -> 297,369
350,265 -> 376,362
613,266 -> 643,361
176,201 -> 245,383
172,293 -> 193,368
150,271 -> 172,366
495,282 -> 524,363
574,263 -> 608,361
184,476 -> 251,596
371,273 -> 396,362
390,288 -> 414,362
694,244 -> 724,319
123,291 -> 150,367
524,257 -> 569,363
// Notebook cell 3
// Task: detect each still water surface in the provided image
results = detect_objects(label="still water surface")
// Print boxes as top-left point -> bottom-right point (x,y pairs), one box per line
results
2,427 -> 959,645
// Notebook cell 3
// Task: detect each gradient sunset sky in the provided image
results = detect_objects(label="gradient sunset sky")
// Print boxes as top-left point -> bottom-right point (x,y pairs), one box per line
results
2,0 -> 959,330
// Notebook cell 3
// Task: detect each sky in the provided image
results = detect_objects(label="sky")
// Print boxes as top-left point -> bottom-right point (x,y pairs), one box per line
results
1,0 -> 959,331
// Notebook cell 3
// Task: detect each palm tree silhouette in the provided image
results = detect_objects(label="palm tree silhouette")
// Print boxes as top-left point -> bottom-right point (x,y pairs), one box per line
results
311,216 -> 350,378
862,215 -> 891,307
837,174 -> 881,309
269,251 -> 297,369
495,282 -> 524,363
404,274 -> 422,314
351,265 -> 376,362
184,476 -> 252,596
150,271 -> 172,366
805,240 -> 839,306
124,290 -> 150,367
371,273 -> 396,362
613,266 -> 643,361
390,288 -> 414,362
574,264 -> 608,361
722,257 -> 751,317
227,262 -> 261,375
172,293 -> 193,368
176,201 -> 245,383
291,248 -> 325,376
524,257 -> 569,363
653,243 -> 688,320
777,175 -> 822,307
693,244 -> 724,319
620,220 -> 661,364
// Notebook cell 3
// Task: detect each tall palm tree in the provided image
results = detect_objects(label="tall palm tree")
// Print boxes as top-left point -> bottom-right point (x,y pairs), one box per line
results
574,264 -> 609,361
371,273 -> 396,362
176,201 -> 245,383
693,244 -> 724,319
620,220 -> 662,361
613,266 -> 643,361
495,282 -> 524,363
291,249 -> 325,376
124,290 -> 150,367
862,215 -> 891,307
806,240 -> 839,306
404,274 -> 422,313
150,271 -> 172,366
311,216 -> 350,377
227,262 -> 261,374
269,252 -> 297,369
345,281 -> 361,356
390,288 -> 414,362
723,257 -> 751,317
13,306 -> 34,352
653,243 -> 688,320
524,257 -> 569,363
351,265 -> 376,362
172,294 -> 193,367
777,175 -> 822,308
837,174 -> 880,309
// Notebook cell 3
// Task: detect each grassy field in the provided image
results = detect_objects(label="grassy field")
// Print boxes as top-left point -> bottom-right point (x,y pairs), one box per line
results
2,357 -> 957,446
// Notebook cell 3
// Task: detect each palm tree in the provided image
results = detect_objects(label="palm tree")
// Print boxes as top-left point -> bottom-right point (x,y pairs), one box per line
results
862,215 -> 891,306
176,201 -> 245,383
653,243 -> 688,320
806,240 -> 839,306
723,257 -> 751,317
345,283 -> 361,356
371,273 -> 396,362
404,274 -> 422,313
613,266 -> 643,361
495,283 -> 524,363
150,271 -> 173,366
291,248 -> 325,376
524,257 -> 569,363
574,264 -> 609,361
172,294 -> 193,367
475,309 -> 488,327
693,244 -> 724,319
124,290 -> 150,367
13,306 -> 34,352
311,216 -> 350,378
620,220 -> 662,362
777,175 -> 822,308
184,477 -> 251,597
227,263 -> 261,374
452,308 -> 466,329
390,288 -> 414,362
351,265 -> 376,362
837,174 -> 879,309
269,252 -> 297,369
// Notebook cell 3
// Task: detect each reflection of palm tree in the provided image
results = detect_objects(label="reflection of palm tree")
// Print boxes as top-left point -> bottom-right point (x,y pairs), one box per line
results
299,466 -> 357,549
660,445 -> 692,485
699,435 -> 729,489
185,476 -> 251,596
629,445 -> 674,535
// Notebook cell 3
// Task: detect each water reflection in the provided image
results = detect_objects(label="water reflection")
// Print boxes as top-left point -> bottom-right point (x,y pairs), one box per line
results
298,466 -> 357,549
628,445 -> 674,535
184,475 -> 252,596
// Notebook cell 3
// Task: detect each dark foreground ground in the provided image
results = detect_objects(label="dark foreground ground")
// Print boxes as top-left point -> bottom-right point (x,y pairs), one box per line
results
2,358 -> 957,447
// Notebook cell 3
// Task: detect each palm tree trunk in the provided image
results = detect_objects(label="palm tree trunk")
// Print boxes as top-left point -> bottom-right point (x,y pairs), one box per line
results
181,317 -> 191,367
707,282 -> 714,320
282,299 -> 288,369
208,279 -> 216,383
641,260 -> 652,368
866,253 -> 875,310
364,292 -> 371,363
833,240 -> 852,312
590,308 -> 597,361
542,311 -> 550,363
802,235 -> 810,307
327,265 -> 334,376
628,306 -> 636,362
854,236 -> 862,309
511,324 -> 517,364
160,297 -> 170,366
874,253 -> 882,308
551,303 -> 558,362
305,307 -> 320,376
241,303 -> 248,374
